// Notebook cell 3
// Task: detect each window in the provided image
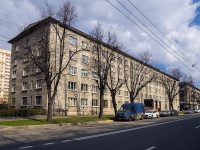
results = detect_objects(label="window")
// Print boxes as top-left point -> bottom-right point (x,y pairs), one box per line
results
118,57 -> 122,64
111,77 -> 115,84
118,90 -> 122,96
82,42 -> 88,49
68,82 -> 76,90
69,66 -> 77,75
25,38 -> 30,47
103,100 -> 108,108
15,45 -> 19,51
36,96 -> 42,105
36,80 -> 42,89
13,58 -> 17,66
30,81 -> 34,89
23,67 -> 29,76
22,82 -> 28,90
81,69 -> 88,77
102,50 -> 107,57
118,79 -> 123,84
124,60 -> 128,66
92,99 -> 98,107
111,65 -> 115,72
110,54 -> 115,61
11,85 -> 16,92
37,49 -> 42,56
82,55 -> 88,63
36,66 -> 41,73
70,36 -> 77,45
12,70 -> 16,78
92,72 -> 98,80
23,54 -> 28,62
117,101 -> 122,107
124,91 -> 129,97
81,98 -> 88,106
68,97 -> 77,106
69,50 -> 75,59
81,84 -> 88,92
92,85 -> 98,93
124,101 -> 129,104
11,98 -> 16,106
22,97 -> 28,106
93,46 -> 98,54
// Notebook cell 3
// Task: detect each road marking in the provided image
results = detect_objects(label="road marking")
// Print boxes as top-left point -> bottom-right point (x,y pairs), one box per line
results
195,126 -> 200,128
62,140 -> 72,142
146,146 -> 156,150
19,146 -> 33,149
84,124 -> 118,128
44,142 -> 55,145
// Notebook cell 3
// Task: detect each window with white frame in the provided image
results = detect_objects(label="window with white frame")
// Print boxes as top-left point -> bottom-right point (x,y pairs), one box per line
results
69,36 -> 77,45
118,57 -> 122,64
103,100 -> 108,108
69,66 -> 77,75
92,99 -> 98,107
81,69 -> 88,77
110,54 -> 115,61
15,45 -> 19,51
111,77 -> 115,84
36,80 -> 42,89
93,46 -> 98,54
36,96 -> 42,105
111,65 -> 115,72
81,55 -> 88,63
118,79 -> 123,84
81,84 -> 88,92
22,97 -> 28,105
102,50 -> 107,57
22,82 -> 28,90
118,90 -> 122,96
12,70 -> 16,78
30,81 -> 34,89
23,54 -> 28,62
82,42 -> 88,49
37,49 -> 42,56
11,85 -> 16,92
68,97 -> 77,106
69,50 -> 75,59
81,98 -> 88,106
92,85 -> 98,93
68,82 -> 76,90
13,58 -> 17,65
124,91 -> 129,97
23,67 -> 29,76
92,72 -> 98,80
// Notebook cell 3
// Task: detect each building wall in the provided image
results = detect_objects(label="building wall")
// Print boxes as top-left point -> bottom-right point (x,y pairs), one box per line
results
9,19 -> 180,115
0,48 -> 11,103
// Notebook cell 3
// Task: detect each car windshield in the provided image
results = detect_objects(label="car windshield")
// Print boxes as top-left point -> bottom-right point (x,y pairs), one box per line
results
118,106 -> 132,112
146,110 -> 153,113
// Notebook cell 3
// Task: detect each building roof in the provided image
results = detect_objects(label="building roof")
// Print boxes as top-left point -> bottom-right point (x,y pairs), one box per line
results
8,17 -> 178,81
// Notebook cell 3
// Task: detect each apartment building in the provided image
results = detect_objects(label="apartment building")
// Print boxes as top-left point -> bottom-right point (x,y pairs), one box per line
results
8,17 -> 179,115
179,82 -> 200,110
0,48 -> 11,103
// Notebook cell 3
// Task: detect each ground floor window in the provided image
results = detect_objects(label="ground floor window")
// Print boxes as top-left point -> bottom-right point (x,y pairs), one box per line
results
36,96 -> 42,105
92,99 -> 98,107
22,97 -> 28,106
103,100 -> 108,108
68,97 -> 77,106
11,98 -> 16,106
81,98 -> 88,106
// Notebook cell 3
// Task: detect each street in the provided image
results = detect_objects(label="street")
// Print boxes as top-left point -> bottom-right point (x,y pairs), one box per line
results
0,114 -> 200,150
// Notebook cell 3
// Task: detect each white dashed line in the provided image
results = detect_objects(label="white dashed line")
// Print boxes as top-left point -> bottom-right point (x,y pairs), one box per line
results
195,126 -> 200,128
146,146 -> 156,150
43,142 -> 55,145
19,146 -> 33,149
62,140 -> 72,142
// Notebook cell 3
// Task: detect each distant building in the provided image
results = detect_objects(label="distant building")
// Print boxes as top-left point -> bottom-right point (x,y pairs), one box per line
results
179,82 -> 200,110
8,17 -> 179,115
0,48 -> 11,104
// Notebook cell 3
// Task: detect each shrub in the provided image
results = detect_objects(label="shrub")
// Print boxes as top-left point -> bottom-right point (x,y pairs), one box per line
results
0,109 -> 43,117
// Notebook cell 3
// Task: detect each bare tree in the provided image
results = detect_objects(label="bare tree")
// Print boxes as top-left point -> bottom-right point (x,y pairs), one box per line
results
16,1 -> 83,122
126,51 -> 157,102
161,68 -> 184,110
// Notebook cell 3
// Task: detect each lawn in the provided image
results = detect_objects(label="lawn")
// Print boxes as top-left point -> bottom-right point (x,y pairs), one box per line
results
0,116 -> 115,126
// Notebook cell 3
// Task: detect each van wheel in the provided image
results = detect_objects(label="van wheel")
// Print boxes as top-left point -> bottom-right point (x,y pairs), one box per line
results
128,116 -> 132,121
140,115 -> 144,120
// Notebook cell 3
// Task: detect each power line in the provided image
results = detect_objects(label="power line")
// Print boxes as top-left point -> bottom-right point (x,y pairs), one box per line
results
0,34 -> 11,39
0,18 -> 23,27
127,0 -> 200,73
106,0 -> 200,78
0,11 -> 27,24
0,38 -> 8,43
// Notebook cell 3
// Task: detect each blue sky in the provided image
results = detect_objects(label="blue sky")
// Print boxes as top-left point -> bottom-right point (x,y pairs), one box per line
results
0,0 -> 200,85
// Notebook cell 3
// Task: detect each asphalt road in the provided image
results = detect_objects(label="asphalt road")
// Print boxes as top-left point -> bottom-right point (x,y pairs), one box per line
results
1,114 -> 200,150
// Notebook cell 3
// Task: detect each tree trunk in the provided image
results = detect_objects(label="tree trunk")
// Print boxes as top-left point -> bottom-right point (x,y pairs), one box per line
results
99,89 -> 104,118
169,100 -> 174,110
47,84 -> 53,122
130,92 -> 134,103
111,92 -> 117,115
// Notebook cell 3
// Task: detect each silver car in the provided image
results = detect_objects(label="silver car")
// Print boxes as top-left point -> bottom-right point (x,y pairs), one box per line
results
159,110 -> 170,117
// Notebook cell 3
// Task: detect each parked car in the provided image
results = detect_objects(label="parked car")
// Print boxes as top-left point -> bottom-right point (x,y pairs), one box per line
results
115,102 -> 145,121
185,109 -> 194,114
159,110 -> 170,117
194,109 -> 200,113
170,110 -> 179,116
145,110 -> 159,118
